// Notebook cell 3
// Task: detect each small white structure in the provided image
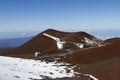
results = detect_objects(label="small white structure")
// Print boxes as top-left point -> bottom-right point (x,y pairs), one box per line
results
35,52 -> 41,57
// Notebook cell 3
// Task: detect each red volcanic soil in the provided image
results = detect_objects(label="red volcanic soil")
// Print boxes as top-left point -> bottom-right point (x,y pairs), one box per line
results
17,29 -> 75,54
79,60 -> 120,80
59,38 -> 120,64
0,29 -> 120,80
1,29 -> 104,57
0,29 -> 119,63
0,29 -> 119,62
19,29 -> 104,53
0,48 -> 18,56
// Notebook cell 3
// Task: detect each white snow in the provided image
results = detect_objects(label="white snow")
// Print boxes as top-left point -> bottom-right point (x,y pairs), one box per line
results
84,37 -> 103,47
84,37 -> 95,44
83,74 -> 98,80
76,43 -> 84,48
0,56 -> 99,80
89,74 -> 99,80
43,33 -> 65,49
84,37 -> 100,46
56,41 -> 64,49
0,56 -> 75,80
43,33 -> 60,41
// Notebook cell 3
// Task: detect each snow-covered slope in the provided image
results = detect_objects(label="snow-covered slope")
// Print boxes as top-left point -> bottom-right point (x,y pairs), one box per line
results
0,56 -> 74,80
0,56 -> 98,80
84,37 -> 104,47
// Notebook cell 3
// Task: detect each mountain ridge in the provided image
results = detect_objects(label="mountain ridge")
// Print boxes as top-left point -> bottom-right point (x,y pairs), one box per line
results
18,29 -> 105,55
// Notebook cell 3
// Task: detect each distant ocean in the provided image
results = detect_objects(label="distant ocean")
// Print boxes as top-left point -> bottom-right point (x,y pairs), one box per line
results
87,29 -> 120,40
0,31 -> 38,39
0,29 -> 119,40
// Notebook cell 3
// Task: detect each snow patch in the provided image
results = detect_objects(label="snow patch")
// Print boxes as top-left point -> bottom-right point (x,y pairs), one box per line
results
84,37 -> 94,44
0,56 -> 75,80
57,41 -> 65,49
43,33 -> 60,41
43,33 -> 65,49
76,43 -> 84,48
84,37 -> 103,47
83,74 -> 98,80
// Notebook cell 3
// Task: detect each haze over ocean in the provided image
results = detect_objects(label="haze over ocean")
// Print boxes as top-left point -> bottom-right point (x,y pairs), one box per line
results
0,29 -> 119,40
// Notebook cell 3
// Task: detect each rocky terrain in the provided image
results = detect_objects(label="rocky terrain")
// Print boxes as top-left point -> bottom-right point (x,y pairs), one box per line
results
0,29 -> 120,80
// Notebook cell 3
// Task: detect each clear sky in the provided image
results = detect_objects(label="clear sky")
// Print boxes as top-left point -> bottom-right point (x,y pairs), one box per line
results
0,0 -> 120,32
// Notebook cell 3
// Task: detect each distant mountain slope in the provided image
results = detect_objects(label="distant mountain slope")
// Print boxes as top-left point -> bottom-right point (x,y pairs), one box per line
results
0,37 -> 32,48
18,29 -> 105,54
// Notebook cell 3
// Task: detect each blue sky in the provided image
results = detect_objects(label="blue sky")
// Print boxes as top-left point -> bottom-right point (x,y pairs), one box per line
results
0,0 -> 120,32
